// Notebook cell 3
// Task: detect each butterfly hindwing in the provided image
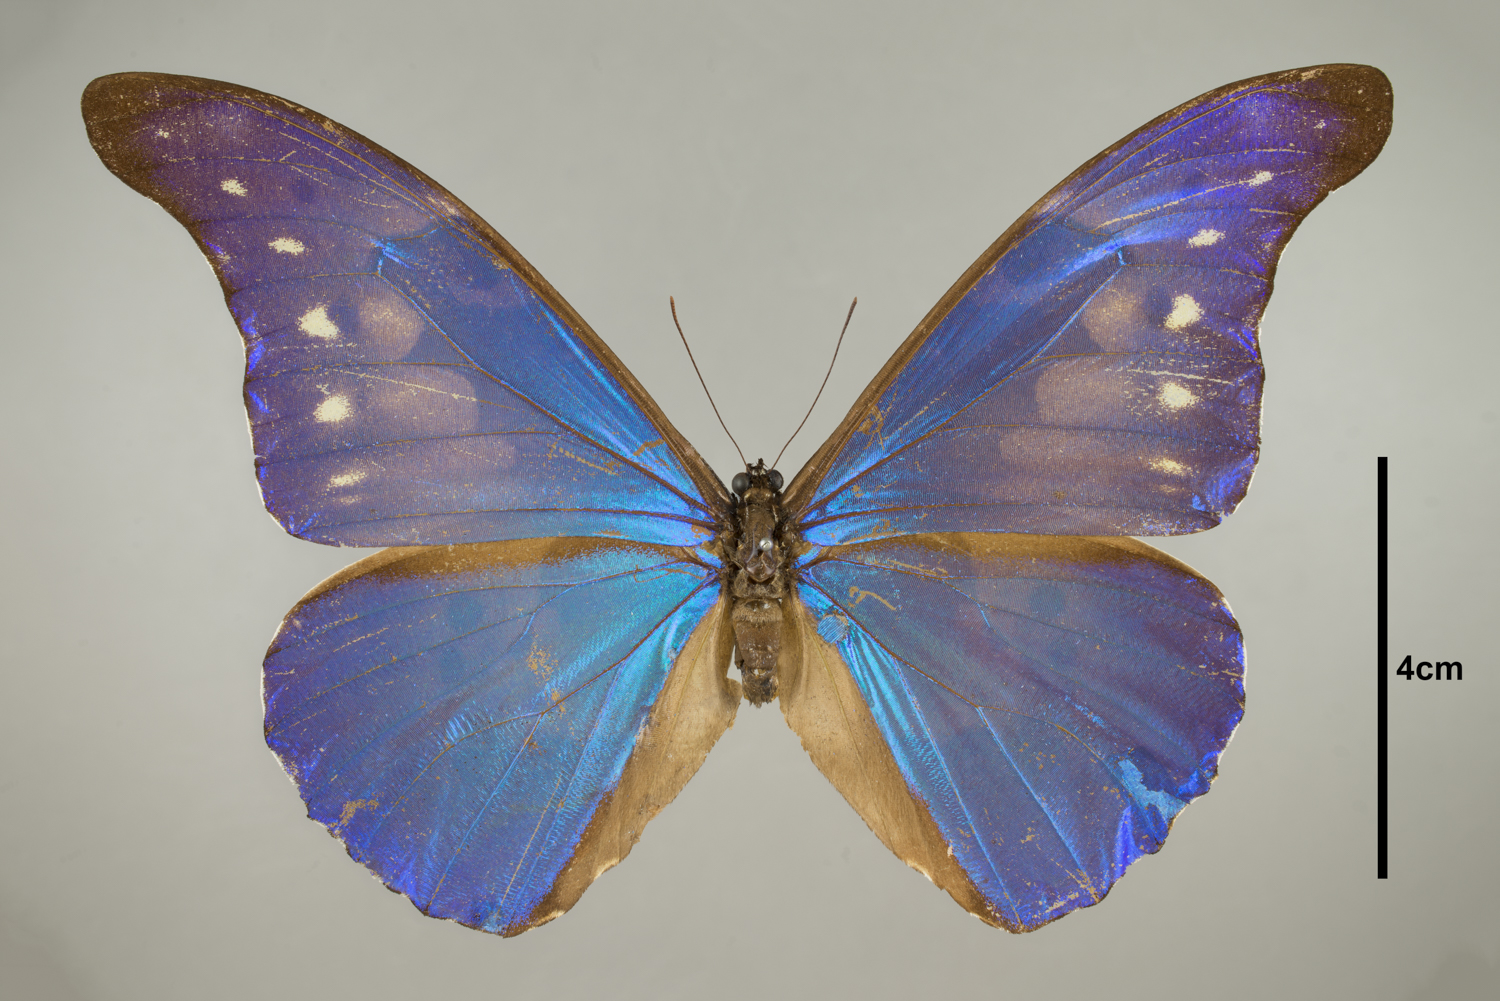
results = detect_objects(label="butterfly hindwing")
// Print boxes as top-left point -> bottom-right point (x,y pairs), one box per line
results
262,538 -> 737,935
782,533 -> 1244,930
83,73 -> 728,548
786,64 -> 1392,545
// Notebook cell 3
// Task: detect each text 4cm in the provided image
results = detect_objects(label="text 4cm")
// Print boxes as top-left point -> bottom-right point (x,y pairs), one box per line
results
1395,655 -> 1463,681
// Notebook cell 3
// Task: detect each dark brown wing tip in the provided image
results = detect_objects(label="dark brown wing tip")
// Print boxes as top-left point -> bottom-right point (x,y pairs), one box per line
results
1284,63 -> 1394,170
1291,63 -> 1392,113
82,73 -> 164,172
84,72 -> 205,138
85,73 -> 241,184
83,70 -> 285,117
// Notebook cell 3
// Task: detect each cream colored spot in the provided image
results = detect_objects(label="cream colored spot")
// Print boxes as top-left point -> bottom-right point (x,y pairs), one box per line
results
334,798 -> 377,833
220,178 -> 248,196
1163,293 -> 1202,331
298,304 -> 340,340
269,236 -> 306,255
1188,228 -> 1223,247
1315,120 -> 1327,129
1150,457 -> 1187,475
315,395 -> 350,422
155,129 -> 170,138
1157,383 -> 1196,410
329,470 -> 366,487
1247,170 -> 1274,187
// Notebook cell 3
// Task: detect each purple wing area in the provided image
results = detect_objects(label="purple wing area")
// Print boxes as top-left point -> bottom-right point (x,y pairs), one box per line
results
83,73 -> 728,547
787,65 -> 1391,545
794,533 -> 1244,930
263,538 -> 730,935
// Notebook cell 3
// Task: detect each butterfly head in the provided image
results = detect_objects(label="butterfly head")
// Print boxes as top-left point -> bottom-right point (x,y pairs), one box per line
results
730,461 -> 783,497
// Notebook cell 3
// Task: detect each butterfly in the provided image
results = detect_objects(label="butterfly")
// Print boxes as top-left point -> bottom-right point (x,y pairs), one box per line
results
82,65 -> 1390,936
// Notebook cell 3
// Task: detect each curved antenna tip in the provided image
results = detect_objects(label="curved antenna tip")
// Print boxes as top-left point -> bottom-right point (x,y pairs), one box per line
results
670,298 -> 746,467
772,298 -> 857,470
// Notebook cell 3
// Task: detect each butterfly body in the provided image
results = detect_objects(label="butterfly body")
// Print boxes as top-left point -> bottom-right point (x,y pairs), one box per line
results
723,460 -> 796,704
83,64 -> 1390,936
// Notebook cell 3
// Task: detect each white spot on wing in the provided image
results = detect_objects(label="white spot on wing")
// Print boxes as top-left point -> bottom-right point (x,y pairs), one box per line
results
1188,228 -> 1223,247
329,470 -> 367,487
298,305 -> 340,340
1150,457 -> 1187,475
1157,383 -> 1196,410
220,178 -> 248,196
155,129 -> 170,138
1163,294 -> 1202,331
269,236 -> 306,255
315,395 -> 350,422
1246,170 -> 1274,187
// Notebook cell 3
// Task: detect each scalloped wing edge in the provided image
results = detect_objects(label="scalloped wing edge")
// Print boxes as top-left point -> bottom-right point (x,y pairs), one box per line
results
262,541 -> 738,936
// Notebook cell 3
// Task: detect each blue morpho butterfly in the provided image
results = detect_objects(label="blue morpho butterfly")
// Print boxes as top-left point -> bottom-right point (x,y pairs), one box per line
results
82,65 -> 1390,936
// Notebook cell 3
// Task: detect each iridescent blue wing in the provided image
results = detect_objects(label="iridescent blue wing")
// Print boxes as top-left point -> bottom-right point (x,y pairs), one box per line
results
263,538 -> 737,935
781,533 -> 1243,930
83,73 -> 728,547
785,65 -> 1391,545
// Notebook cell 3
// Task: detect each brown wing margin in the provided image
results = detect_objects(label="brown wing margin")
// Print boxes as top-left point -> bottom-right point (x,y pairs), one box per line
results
82,72 -> 733,523
782,63 -> 1393,517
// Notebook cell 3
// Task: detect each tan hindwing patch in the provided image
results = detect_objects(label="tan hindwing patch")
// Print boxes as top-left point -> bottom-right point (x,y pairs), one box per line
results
514,597 -> 739,934
777,599 -> 999,927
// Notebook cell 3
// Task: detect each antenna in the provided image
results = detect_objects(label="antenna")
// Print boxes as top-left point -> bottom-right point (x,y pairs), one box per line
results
670,297 -> 746,467
772,298 -> 857,470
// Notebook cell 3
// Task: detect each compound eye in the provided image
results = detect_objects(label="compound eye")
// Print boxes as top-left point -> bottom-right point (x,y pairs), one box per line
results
767,468 -> 784,491
731,472 -> 750,495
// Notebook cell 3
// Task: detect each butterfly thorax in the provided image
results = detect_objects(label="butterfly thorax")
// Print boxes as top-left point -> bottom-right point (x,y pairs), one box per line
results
726,460 -> 792,706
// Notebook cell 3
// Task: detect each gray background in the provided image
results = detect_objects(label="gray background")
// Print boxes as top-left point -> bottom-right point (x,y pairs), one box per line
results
2,1 -> 1495,998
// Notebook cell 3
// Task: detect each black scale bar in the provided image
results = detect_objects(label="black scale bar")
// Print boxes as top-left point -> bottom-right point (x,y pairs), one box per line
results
1377,456 -> 1388,879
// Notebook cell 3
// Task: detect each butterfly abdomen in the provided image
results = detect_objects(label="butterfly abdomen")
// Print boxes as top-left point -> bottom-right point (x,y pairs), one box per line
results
731,591 -> 781,705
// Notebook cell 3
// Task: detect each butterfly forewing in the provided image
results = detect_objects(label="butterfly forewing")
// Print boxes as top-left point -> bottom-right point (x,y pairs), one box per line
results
83,73 -> 728,548
786,65 -> 1392,545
